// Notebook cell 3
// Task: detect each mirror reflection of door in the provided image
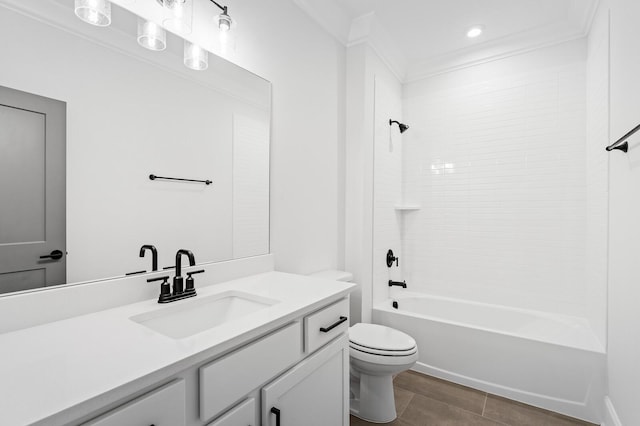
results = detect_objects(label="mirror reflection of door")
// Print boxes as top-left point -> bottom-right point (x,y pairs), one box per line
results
0,86 -> 66,294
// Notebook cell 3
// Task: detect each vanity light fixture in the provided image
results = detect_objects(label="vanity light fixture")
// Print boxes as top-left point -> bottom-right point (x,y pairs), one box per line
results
74,0 -> 111,27
467,25 -> 483,38
137,18 -> 167,51
158,0 -> 193,34
184,40 -> 209,70
209,0 -> 234,32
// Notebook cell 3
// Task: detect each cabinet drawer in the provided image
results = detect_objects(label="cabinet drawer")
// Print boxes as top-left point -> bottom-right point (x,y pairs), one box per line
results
84,380 -> 185,426
200,321 -> 302,421
208,398 -> 255,426
304,298 -> 349,354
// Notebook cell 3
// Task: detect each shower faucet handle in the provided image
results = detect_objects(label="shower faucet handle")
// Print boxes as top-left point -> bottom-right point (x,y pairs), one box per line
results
386,249 -> 399,267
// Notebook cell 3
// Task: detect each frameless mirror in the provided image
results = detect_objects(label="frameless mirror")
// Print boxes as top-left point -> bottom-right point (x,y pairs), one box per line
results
0,0 -> 270,295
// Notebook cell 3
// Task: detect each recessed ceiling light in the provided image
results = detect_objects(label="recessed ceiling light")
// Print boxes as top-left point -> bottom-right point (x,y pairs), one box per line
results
467,26 -> 483,38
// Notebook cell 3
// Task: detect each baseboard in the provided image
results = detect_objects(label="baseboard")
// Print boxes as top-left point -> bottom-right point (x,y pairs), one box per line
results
411,362 -> 600,423
603,396 -> 622,426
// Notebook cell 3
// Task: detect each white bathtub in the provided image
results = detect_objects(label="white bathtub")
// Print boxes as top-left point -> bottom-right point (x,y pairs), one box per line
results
372,293 -> 605,423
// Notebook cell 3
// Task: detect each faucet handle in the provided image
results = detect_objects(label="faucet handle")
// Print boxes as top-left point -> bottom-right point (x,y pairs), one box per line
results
147,275 -> 171,301
185,270 -> 205,292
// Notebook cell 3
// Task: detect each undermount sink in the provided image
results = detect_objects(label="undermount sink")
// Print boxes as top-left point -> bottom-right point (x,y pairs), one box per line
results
130,291 -> 279,339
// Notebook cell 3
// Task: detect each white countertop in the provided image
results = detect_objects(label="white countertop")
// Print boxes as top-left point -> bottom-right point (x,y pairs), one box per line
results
0,271 -> 355,426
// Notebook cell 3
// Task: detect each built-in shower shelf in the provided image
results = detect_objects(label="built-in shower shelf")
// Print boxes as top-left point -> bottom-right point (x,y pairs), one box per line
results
394,204 -> 421,211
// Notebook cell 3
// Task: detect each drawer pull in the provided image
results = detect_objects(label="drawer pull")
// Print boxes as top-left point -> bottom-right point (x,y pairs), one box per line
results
319,316 -> 348,333
270,407 -> 281,426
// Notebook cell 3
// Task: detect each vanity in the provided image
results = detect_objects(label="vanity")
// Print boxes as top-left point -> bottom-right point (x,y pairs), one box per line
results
0,264 -> 355,426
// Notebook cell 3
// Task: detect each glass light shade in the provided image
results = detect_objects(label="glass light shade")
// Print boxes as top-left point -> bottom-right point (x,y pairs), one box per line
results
161,0 -> 193,34
137,19 -> 166,51
75,0 -> 111,27
184,41 -> 208,71
217,13 -> 233,32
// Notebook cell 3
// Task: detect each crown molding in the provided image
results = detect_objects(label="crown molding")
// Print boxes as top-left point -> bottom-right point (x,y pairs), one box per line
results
292,0 -> 351,45
570,0 -> 600,35
405,21 -> 589,83
346,13 -> 408,82
292,0 -> 598,84
293,3 -> 408,81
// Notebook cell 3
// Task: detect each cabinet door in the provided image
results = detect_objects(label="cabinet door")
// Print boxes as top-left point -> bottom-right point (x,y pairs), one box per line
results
262,335 -> 348,426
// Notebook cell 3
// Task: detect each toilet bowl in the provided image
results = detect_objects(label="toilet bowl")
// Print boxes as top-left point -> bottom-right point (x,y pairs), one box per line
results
349,323 -> 418,423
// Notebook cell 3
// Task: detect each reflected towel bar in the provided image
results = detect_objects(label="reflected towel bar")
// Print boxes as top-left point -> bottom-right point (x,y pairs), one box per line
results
606,123 -> 640,153
149,174 -> 212,185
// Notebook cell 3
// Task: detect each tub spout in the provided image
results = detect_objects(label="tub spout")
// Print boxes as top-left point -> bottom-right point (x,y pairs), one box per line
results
389,280 -> 407,288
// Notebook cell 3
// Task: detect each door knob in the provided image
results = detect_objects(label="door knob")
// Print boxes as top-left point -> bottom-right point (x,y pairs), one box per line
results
39,250 -> 64,260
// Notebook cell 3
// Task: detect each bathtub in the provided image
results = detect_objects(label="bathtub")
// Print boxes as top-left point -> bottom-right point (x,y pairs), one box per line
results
372,293 -> 605,423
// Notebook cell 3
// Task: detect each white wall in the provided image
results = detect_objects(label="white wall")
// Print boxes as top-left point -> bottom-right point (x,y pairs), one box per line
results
606,0 -> 640,424
585,0 -> 610,353
228,0 -> 346,275
402,40 -> 592,320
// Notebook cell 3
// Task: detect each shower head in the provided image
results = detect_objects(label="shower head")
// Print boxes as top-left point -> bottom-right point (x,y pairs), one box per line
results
389,119 -> 409,134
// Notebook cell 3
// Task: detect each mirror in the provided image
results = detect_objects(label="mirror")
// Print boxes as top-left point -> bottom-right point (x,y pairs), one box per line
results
0,0 -> 270,295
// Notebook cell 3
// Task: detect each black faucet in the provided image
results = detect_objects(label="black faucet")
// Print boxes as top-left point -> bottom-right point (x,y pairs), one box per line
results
174,249 -> 196,295
139,245 -> 158,271
389,280 -> 407,288
147,249 -> 199,303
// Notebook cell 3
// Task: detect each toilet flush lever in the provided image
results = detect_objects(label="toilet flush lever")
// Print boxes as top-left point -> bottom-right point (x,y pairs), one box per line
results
386,249 -> 399,267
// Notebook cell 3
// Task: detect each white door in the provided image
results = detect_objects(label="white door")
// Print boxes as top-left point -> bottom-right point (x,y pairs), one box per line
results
0,85 -> 66,293
262,335 -> 349,426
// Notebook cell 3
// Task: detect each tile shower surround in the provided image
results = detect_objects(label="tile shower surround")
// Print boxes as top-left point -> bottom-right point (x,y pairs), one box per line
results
401,59 -> 589,318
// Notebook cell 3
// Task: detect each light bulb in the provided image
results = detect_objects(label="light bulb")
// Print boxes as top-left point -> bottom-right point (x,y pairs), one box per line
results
218,14 -> 232,32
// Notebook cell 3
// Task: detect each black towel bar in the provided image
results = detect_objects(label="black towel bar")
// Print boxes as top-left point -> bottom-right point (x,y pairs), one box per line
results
606,123 -> 640,153
149,174 -> 212,185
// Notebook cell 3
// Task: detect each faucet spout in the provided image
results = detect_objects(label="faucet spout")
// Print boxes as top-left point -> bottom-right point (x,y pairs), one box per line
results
175,249 -> 195,278
139,245 -> 158,271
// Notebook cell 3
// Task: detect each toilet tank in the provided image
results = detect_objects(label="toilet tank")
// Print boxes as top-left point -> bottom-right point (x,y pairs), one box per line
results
309,270 -> 353,282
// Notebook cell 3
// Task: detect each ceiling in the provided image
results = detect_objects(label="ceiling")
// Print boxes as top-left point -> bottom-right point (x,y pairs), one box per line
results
294,0 -> 599,81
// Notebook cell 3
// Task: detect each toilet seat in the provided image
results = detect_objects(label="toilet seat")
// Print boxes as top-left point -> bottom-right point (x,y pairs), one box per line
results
349,341 -> 417,357
348,323 -> 417,363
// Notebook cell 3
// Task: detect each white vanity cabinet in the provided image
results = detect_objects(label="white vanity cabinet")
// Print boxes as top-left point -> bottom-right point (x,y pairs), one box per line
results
31,293 -> 351,426
201,298 -> 350,426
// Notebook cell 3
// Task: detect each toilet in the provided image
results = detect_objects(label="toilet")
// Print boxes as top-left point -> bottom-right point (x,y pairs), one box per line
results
309,270 -> 419,423
349,323 -> 418,422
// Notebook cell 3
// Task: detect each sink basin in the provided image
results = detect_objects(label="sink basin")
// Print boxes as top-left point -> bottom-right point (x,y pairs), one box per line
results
130,291 -> 279,339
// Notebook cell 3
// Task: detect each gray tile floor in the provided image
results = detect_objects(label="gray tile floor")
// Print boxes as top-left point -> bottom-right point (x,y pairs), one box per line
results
350,371 -> 597,426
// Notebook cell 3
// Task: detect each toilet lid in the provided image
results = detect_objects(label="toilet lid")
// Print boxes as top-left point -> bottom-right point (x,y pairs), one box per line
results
349,323 -> 416,352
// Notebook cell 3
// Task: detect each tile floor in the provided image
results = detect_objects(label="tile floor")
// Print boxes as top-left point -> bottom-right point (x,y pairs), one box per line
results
350,371 -> 597,426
